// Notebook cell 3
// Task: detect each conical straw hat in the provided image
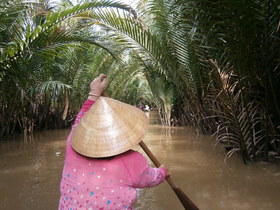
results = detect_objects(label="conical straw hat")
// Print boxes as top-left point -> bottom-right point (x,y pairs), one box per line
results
71,97 -> 149,157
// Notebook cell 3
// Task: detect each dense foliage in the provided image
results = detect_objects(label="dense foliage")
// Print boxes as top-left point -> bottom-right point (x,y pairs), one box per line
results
0,0 -> 136,135
1,0 -> 279,162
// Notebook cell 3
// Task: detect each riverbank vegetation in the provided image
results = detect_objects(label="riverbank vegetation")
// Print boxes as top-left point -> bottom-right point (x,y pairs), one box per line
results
1,0 -> 279,162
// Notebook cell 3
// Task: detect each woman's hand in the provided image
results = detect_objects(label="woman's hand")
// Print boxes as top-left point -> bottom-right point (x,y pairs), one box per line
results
159,164 -> 171,176
88,74 -> 108,101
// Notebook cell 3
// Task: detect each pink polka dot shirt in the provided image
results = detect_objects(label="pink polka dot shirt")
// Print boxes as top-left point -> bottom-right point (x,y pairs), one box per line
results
58,100 -> 167,210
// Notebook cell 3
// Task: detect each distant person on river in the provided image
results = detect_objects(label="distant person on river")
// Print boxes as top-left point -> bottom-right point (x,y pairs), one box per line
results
143,105 -> 150,112
58,74 -> 167,210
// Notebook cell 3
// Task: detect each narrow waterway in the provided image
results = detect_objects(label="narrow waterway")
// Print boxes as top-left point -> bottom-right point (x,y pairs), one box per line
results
0,118 -> 280,210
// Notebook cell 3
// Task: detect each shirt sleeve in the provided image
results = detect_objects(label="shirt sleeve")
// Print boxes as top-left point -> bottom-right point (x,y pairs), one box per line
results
66,99 -> 95,149
121,151 -> 167,188
72,99 -> 95,129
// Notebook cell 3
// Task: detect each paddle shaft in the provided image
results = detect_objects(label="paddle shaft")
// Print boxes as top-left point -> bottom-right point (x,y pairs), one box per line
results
139,141 -> 199,210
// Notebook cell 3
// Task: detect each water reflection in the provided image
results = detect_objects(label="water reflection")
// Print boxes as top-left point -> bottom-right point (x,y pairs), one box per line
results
0,125 -> 280,210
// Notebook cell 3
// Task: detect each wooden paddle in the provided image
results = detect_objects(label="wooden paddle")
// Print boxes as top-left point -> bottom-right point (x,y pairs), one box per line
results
139,141 -> 199,210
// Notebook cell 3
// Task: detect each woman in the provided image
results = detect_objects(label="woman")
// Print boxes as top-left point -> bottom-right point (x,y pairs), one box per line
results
59,74 -> 167,210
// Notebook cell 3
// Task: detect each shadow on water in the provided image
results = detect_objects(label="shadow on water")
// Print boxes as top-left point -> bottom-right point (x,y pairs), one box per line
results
0,124 -> 280,210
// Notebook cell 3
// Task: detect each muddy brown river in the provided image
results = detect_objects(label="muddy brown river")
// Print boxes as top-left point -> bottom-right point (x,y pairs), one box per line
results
0,123 -> 280,210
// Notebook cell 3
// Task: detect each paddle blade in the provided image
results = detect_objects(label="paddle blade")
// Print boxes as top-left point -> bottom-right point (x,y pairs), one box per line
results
171,186 -> 199,210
